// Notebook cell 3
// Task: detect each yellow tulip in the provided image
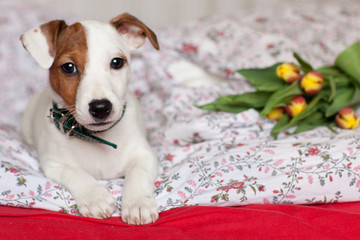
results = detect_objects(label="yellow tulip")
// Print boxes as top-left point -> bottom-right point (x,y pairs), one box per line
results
336,107 -> 359,129
286,96 -> 307,117
300,71 -> 324,95
276,63 -> 301,83
267,107 -> 285,121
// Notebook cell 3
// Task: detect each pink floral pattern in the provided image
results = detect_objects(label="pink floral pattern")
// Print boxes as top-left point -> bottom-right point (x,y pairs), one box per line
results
1,0 -> 360,217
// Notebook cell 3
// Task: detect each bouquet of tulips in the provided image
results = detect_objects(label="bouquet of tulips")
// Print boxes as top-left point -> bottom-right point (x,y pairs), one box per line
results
199,42 -> 360,139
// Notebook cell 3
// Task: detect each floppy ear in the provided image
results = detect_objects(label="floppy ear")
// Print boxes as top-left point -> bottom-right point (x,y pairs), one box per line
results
20,20 -> 67,69
110,13 -> 159,51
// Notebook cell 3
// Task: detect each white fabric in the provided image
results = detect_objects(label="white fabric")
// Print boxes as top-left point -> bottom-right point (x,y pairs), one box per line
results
1,0 -> 360,216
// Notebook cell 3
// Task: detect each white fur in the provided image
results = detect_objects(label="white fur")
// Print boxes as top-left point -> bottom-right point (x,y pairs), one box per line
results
21,19 -> 159,225
122,24 -> 146,50
21,27 -> 54,69
75,21 -> 131,131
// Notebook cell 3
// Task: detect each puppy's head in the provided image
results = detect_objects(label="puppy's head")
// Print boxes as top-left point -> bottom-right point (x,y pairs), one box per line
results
21,13 -> 159,131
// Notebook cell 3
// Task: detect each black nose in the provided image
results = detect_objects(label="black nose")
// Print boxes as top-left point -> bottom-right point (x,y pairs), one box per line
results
88,99 -> 112,120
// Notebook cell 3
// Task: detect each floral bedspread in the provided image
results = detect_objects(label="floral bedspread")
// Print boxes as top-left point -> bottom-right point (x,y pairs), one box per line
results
1,0 -> 360,216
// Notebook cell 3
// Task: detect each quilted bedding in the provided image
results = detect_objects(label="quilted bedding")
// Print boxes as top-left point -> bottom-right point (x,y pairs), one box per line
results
1,0 -> 360,217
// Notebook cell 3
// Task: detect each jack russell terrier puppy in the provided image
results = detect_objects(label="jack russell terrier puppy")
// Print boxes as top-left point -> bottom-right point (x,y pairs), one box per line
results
20,13 -> 160,225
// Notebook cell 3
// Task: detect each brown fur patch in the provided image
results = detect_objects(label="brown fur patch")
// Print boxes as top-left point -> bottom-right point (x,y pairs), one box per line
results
40,20 -> 68,58
48,22 -> 87,112
110,12 -> 159,50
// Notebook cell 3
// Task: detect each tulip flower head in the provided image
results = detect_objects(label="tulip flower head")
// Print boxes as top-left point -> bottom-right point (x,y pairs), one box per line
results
286,96 -> 307,117
267,107 -> 285,121
300,71 -> 324,95
336,107 -> 359,129
276,63 -> 301,83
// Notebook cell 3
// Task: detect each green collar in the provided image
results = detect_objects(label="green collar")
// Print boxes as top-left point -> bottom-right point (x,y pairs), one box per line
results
48,102 -> 127,149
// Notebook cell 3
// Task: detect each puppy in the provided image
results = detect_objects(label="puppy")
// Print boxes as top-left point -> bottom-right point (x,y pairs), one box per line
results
20,13 -> 159,225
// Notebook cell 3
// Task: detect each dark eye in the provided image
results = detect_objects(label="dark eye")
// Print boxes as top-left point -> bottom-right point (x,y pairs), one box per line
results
110,58 -> 125,69
61,62 -> 78,76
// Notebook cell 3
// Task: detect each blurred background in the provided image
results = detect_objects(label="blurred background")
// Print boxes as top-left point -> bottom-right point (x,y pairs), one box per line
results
16,0 -> 335,29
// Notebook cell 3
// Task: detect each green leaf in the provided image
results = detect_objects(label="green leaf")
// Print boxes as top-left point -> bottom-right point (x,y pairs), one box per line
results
217,91 -> 272,108
317,66 -> 354,88
197,102 -> 249,113
271,114 -> 290,139
335,42 -> 360,85
196,102 -> 218,111
293,52 -> 313,72
197,91 -> 272,113
325,88 -> 355,117
271,97 -> 323,138
260,81 -> 303,116
327,123 -> 338,134
215,104 -> 250,113
236,63 -> 286,92
328,75 -> 336,102
315,89 -> 332,103
289,96 -> 322,125
316,66 -> 342,75
292,112 -> 326,134
324,74 -> 353,88
348,87 -> 360,109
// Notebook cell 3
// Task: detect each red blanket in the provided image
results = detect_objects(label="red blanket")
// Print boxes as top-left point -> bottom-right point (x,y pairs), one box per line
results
1,203 -> 360,240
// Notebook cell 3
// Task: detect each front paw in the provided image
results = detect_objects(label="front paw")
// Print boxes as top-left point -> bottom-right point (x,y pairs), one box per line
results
76,185 -> 117,219
121,196 -> 158,225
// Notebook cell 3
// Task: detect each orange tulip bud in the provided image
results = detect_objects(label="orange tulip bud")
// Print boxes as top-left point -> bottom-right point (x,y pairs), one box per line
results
286,96 -> 307,117
300,71 -> 324,95
267,107 -> 285,121
336,107 -> 359,129
276,63 -> 301,83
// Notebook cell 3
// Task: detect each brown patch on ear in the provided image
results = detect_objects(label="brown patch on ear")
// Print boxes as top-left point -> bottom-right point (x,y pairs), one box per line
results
19,34 -> 27,51
40,20 -> 68,58
49,22 -> 88,111
110,13 -> 159,50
